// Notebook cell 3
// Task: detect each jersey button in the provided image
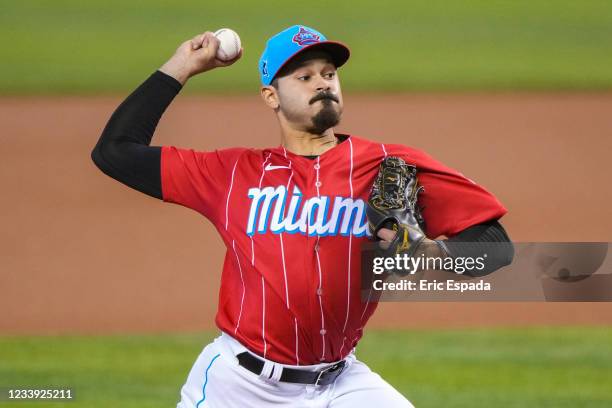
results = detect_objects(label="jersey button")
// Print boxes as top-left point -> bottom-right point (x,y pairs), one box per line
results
316,288 -> 323,296
314,243 -> 320,252
315,181 -> 322,188
314,164 -> 320,170
320,329 -> 327,335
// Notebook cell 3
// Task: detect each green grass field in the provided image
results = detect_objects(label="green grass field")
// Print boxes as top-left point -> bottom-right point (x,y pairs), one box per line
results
2,1 -> 612,94
1,327 -> 611,407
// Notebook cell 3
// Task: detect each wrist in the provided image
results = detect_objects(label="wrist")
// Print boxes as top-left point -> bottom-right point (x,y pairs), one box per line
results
159,61 -> 191,86
421,238 -> 448,258
434,240 -> 451,258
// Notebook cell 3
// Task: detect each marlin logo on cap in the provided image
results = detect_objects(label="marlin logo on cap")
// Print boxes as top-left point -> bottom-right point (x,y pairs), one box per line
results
292,27 -> 320,46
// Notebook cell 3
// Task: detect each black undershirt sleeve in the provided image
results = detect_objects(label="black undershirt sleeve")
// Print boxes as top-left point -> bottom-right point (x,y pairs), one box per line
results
91,70 -> 183,199
440,220 -> 514,276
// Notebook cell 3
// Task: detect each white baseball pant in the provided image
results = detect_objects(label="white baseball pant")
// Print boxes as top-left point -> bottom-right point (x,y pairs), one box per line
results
176,332 -> 414,407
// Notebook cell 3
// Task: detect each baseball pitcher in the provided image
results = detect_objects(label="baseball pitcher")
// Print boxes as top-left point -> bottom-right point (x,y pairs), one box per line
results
92,25 -> 513,407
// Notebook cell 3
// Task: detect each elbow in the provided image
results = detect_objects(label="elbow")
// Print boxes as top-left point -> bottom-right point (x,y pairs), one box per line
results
465,240 -> 514,277
90,138 -> 116,177
503,240 -> 515,267
498,228 -> 515,267
91,144 -> 102,169
480,223 -> 515,274
91,142 -> 107,173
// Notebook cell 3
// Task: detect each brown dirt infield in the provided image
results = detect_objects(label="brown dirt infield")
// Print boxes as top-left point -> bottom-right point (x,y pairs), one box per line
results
1,93 -> 611,334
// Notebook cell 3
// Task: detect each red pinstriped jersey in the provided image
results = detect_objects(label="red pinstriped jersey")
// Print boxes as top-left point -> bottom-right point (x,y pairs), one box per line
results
161,135 -> 506,365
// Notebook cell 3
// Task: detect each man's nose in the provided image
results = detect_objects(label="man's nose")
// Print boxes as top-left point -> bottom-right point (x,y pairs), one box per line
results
314,75 -> 331,92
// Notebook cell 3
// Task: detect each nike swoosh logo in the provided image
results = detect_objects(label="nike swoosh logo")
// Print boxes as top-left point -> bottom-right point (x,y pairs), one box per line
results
265,164 -> 291,171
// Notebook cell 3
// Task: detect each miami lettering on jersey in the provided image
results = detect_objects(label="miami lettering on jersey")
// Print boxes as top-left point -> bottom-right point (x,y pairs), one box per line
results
246,185 -> 368,237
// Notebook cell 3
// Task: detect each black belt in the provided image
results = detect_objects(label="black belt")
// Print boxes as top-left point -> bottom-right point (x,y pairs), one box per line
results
236,352 -> 346,386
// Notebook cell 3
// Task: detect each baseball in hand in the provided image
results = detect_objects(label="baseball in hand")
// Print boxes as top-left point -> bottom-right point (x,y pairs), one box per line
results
214,28 -> 241,61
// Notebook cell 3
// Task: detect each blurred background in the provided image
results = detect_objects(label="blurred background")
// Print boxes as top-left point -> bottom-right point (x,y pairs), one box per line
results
1,1 -> 612,407
3,0 -> 612,93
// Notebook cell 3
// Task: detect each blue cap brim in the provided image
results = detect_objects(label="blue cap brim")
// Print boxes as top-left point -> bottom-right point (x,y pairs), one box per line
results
269,40 -> 350,83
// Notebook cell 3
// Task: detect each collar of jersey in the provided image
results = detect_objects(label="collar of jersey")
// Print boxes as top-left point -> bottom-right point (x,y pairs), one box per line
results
269,133 -> 351,163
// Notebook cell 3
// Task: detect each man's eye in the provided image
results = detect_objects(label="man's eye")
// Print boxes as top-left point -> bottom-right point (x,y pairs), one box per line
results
298,75 -> 310,81
325,72 -> 336,79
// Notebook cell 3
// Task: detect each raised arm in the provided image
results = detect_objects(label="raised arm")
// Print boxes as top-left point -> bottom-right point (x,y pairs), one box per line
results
91,32 -> 242,199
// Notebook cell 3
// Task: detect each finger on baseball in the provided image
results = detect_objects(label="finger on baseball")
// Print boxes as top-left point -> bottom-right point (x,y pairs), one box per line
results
206,32 -> 220,53
192,32 -> 213,50
190,33 -> 206,50
193,34 -> 216,60
377,228 -> 397,242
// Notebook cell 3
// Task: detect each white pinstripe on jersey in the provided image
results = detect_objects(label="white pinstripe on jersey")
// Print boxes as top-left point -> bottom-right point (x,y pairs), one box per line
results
314,156 -> 326,361
232,240 -> 245,335
294,317 -> 299,365
261,276 -> 267,358
252,152 -> 272,266
279,152 -> 293,309
282,154 -> 300,364
360,147 -> 386,323
342,138 -> 355,334
256,152 -> 272,358
224,158 -> 247,336
225,160 -> 239,230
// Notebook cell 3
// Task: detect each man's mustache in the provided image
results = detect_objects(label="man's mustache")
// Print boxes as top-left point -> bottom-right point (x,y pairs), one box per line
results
309,92 -> 339,105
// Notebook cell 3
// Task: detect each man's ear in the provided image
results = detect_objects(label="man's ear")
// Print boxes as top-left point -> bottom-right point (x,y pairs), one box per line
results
260,86 -> 280,110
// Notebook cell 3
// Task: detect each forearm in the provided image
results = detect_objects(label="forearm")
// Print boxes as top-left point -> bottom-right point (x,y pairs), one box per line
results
91,70 -> 182,199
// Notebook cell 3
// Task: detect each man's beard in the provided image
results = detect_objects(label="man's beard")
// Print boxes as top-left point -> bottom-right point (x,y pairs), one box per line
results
307,100 -> 341,134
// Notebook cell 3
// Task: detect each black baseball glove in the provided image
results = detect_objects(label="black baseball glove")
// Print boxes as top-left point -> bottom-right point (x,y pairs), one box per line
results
366,156 -> 428,258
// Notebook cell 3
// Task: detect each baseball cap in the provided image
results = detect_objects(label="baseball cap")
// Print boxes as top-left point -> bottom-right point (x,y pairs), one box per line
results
258,25 -> 350,86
